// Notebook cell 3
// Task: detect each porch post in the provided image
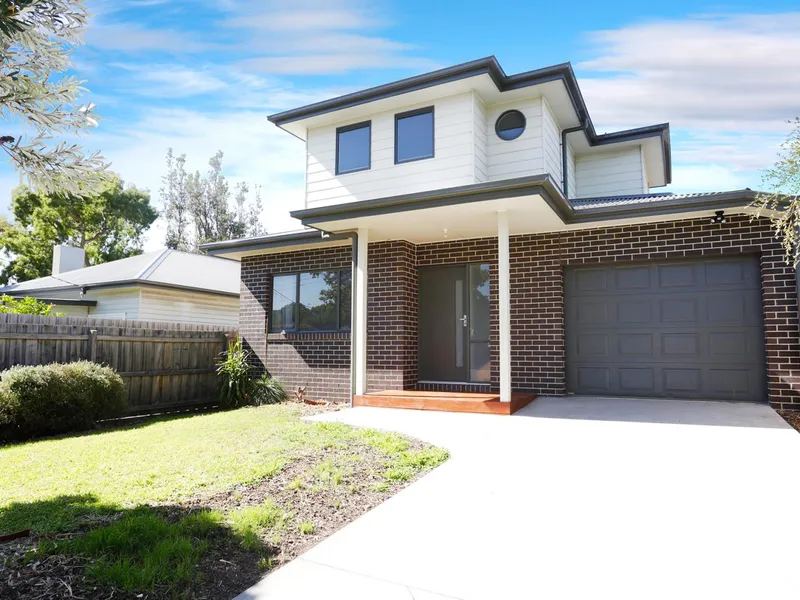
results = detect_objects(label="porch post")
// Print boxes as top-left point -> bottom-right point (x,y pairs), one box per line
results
498,211 -> 511,403
355,227 -> 369,396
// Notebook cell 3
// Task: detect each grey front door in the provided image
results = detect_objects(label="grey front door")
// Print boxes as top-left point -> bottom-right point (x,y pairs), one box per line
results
565,256 -> 767,401
418,264 -> 491,383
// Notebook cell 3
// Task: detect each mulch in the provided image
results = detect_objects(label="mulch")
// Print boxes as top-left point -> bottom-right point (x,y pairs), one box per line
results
778,409 -> 800,433
0,405 -> 437,600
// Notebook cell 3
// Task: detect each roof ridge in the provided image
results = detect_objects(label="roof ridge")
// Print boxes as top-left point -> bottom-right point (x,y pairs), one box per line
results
136,248 -> 172,281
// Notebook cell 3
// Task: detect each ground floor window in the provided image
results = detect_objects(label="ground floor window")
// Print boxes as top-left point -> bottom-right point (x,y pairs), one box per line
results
270,270 -> 352,332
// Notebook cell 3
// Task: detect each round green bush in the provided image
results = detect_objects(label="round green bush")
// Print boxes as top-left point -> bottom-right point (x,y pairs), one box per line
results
0,361 -> 127,440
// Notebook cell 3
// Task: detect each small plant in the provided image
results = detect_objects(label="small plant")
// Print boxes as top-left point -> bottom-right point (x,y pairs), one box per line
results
286,477 -> 304,491
0,294 -> 64,316
228,500 -> 289,551
332,499 -> 342,509
216,338 -> 252,409
372,482 -> 389,493
250,374 -> 287,405
298,521 -> 315,535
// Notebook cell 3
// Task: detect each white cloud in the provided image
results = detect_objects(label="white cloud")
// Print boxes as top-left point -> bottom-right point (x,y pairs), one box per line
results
111,64 -> 229,98
84,23 -> 218,53
240,54 -> 437,76
576,13 -> 800,192
577,13 -> 800,132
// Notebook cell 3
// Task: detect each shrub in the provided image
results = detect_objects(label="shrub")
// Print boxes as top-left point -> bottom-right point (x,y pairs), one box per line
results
250,374 -> 287,405
0,361 -> 126,440
216,338 -> 252,409
0,294 -> 64,316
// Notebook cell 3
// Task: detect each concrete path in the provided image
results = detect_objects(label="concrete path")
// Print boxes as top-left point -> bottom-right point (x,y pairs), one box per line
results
235,397 -> 800,600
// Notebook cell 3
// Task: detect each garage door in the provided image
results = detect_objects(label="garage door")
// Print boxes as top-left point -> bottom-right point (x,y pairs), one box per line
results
565,256 -> 767,402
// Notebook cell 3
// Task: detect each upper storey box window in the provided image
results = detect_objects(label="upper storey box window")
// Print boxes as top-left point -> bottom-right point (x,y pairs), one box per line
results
395,107 -> 434,164
336,121 -> 371,175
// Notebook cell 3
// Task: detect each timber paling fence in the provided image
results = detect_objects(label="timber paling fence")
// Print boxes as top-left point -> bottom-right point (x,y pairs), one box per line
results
0,314 -> 236,414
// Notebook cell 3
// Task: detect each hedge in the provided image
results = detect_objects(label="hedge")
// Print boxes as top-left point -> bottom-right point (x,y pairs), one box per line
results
0,361 -> 127,441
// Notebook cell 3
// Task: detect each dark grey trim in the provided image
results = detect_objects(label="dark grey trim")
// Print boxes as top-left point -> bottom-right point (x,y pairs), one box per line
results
267,56 -> 673,184
335,120 -> 371,175
394,106 -> 435,164
348,232 -> 357,406
495,109 -> 527,141
292,174 -> 573,224
291,180 -> 761,230
561,124 -> 585,198
5,296 -> 98,307
201,230 -> 354,256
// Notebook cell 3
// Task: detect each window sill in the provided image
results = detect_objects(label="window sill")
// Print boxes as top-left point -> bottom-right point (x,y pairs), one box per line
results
268,331 -> 351,341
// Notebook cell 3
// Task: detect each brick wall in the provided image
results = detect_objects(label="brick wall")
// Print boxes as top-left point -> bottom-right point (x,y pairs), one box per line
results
239,244 -> 353,402
239,215 -> 800,409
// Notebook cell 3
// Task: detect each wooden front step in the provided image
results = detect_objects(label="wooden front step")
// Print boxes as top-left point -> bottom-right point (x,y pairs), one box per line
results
353,391 -> 536,415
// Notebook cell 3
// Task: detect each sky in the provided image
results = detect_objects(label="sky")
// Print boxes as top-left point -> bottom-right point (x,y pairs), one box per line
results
2,0 -> 799,251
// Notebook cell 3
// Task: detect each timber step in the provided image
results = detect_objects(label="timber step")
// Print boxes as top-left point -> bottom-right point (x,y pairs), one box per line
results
353,391 -> 536,415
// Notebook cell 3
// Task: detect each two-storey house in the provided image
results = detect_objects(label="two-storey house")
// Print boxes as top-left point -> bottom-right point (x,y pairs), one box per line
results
203,57 -> 800,412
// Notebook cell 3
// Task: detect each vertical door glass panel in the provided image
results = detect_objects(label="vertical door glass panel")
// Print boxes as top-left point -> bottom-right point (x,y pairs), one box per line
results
455,278 -> 464,368
298,271 -> 338,331
271,274 -> 297,331
469,264 -> 491,382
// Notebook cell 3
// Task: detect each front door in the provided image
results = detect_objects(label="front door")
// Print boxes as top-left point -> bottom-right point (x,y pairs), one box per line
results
418,264 -> 491,383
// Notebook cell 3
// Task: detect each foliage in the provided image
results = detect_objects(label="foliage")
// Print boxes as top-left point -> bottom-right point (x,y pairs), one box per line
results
161,149 -> 264,251
0,176 -> 157,283
250,373 -> 288,405
0,0 -> 108,195
228,499 -> 288,551
41,509 -> 215,593
0,361 -> 126,440
0,294 -> 62,315
753,117 -> 800,266
216,338 -> 253,409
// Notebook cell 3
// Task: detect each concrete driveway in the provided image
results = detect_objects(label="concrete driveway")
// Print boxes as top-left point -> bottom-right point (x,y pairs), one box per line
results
236,397 -> 800,600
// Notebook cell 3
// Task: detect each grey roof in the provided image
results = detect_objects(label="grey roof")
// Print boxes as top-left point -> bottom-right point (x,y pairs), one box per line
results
571,190 -> 757,210
0,249 -> 240,297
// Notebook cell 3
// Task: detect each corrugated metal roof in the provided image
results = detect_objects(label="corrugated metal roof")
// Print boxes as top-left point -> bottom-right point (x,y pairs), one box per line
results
571,190 -> 753,210
0,250 -> 240,296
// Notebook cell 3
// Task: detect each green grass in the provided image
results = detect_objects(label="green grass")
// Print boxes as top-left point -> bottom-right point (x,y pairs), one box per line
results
0,405 -> 447,535
0,404 -> 449,597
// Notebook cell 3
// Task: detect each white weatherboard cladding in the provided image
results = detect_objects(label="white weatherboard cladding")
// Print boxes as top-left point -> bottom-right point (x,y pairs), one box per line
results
485,96 -> 546,181
574,147 -> 646,199
306,92 -> 476,208
472,92 -> 488,183
138,288 -> 239,327
88,288 -> 141,320
566,141 -> 576,198
541,97 -> 563,192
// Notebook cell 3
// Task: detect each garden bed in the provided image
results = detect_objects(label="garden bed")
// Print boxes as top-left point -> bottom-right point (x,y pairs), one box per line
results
0,404 -> 448,599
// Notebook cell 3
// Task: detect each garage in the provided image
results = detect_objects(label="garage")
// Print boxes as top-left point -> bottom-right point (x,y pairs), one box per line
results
564,256 -> 767,402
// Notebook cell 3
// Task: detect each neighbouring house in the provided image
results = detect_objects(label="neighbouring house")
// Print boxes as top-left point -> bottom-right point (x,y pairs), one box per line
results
202,56 -> 800,411
0,246 -> 240,326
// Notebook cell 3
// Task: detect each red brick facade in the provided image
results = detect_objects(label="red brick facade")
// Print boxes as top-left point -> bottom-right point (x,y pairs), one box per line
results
239,215 -> 800,409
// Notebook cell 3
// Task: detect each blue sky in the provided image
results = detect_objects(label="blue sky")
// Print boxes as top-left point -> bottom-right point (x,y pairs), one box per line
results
3,0 -> 799,249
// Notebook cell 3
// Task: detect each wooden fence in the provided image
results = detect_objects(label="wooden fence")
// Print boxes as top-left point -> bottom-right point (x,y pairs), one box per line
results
0,314 -> 235,414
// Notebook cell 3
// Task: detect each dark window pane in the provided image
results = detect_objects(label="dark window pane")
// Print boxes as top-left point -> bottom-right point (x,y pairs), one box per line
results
470,342 -> 491,382
396,109 -> 434,162
271,274 -> 297,331
339,270 -> 352,330
496,110 -> 526,141
298,271 -> 338,331
337,123 -> 370,174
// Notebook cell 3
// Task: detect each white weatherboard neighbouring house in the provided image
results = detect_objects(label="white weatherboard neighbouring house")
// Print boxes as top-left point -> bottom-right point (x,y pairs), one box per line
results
0,247 -> 240,326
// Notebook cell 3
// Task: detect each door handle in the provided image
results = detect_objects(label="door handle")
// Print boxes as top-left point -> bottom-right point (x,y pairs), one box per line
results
459,314 -> 468,327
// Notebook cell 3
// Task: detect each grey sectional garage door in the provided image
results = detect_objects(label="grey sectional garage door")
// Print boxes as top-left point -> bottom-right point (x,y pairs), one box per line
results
565,256 -> 767,402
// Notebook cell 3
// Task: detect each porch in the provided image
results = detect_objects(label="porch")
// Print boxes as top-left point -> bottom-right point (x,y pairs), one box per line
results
354,389 -> 537,415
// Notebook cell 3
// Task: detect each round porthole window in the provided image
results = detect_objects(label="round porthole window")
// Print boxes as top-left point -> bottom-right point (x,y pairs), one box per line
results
495,109 -> 526,141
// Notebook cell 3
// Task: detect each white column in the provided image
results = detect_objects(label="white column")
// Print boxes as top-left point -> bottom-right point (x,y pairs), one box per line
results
355,228 -> 369,396
498,211 -> 511,403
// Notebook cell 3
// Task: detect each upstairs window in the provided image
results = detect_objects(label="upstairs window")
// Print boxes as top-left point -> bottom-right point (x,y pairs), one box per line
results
336,121 -> 371,174
495,109 -> 526,141
270,270 -> 352,332
395,107 -> 434,164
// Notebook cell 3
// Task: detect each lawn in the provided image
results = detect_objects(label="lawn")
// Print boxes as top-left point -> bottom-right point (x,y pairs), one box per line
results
0,404 -> 448,599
